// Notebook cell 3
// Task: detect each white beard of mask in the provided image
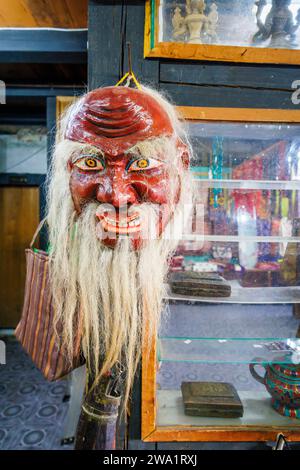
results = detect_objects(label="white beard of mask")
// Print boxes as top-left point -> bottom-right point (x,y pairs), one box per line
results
49,200 -> 181,409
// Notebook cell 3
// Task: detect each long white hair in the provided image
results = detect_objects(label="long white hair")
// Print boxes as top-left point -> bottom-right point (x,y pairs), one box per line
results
46,85 -> 193,409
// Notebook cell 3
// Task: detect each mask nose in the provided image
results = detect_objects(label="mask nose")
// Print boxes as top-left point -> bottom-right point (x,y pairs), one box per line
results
96,170 -> 139,208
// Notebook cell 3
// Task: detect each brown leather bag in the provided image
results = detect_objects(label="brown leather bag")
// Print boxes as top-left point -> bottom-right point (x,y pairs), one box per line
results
15,219 -> 84,381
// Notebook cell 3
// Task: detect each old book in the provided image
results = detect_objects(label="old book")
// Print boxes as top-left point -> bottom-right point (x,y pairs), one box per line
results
169,272 -> 231,297
181,381 -> 244,418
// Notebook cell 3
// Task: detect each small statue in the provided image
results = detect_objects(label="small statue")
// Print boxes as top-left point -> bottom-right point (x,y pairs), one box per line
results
207,2 -> 219,44
252,0 -> 300,49
185,0 -> 209,44
172,6 -> 187,41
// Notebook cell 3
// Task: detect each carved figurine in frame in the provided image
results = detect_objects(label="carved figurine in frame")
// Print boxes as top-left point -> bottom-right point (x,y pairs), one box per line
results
145,0 -> 300,65
252,0 -> 300,49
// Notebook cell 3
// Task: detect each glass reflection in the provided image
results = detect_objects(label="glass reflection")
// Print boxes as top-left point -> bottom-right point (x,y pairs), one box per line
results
159,0 -> 300,49
171,121 -> 300,288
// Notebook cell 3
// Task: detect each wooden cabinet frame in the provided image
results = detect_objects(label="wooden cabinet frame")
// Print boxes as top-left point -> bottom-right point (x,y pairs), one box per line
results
144,0 -> 300,65
141,106 -> 300,442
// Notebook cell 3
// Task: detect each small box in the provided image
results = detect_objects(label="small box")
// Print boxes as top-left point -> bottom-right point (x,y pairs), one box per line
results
169,272 -> 231,297
181,381 -> 244,418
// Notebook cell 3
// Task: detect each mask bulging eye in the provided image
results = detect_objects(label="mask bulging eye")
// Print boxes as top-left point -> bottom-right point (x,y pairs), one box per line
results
86,158 -> 97,168
127,157 -> 163,172
137,159 -> 148,169
74,156 -> 104,171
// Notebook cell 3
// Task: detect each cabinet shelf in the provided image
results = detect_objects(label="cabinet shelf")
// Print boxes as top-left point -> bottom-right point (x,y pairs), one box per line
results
158,337 -> 299,364
181,235 -> 300,242
157,390 -> 300,428
165,282 -> 300,304
193,179 -> 300,191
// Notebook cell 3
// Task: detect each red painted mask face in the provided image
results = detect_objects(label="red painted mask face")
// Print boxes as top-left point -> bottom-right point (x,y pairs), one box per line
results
66,87 -> 188,250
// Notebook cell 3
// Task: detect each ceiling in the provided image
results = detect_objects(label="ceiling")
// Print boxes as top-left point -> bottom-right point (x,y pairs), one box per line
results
0,2 -> 88,88
0,0 -> 87,28
0,1 -> 88,120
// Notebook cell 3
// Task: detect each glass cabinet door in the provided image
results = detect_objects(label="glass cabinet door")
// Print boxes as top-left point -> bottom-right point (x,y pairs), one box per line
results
171,119 -> 300,300
142,109 -> 300,443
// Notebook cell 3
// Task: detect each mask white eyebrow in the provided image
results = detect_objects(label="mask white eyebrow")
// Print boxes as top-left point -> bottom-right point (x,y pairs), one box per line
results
71,147 -> 104,164
126,136 -> 176,163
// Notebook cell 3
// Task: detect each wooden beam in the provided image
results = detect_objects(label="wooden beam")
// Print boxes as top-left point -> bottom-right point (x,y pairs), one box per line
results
161,82 -> 296,109
147,42 -> 300,67
0,29 -> 87,63
0,0 -> 87,28
159,61 -> 300,92
176,106 -> 300,123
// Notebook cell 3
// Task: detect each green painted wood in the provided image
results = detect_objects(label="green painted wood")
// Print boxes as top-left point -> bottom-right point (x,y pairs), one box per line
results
88,0 -> 124,89
160,61 -> 300,92
88,1 -> 159,90
124,1 -> 159,88
160,82 -> 296,109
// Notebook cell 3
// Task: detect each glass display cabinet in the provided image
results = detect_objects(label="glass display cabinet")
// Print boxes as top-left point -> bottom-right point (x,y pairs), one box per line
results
141,107 -> 300,442
145,0 -> 300,64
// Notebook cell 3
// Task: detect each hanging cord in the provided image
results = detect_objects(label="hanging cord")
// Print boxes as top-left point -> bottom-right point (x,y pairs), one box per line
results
115,42 -> 141,90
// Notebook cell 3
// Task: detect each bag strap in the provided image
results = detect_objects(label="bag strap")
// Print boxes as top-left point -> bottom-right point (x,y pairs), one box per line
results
30,217 -> 47,249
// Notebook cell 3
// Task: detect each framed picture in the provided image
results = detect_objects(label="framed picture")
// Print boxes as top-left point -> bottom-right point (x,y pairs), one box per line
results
144,0 -> 300,65
141,106 -> 300,442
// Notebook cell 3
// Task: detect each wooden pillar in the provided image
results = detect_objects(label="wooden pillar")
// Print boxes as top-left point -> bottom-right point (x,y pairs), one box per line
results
88,0 -> 159,91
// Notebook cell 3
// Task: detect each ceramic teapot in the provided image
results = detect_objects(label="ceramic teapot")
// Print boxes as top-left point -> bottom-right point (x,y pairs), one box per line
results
249,361 -> 300,418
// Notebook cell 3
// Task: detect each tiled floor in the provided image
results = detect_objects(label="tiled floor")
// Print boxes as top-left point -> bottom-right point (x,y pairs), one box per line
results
0,336 -> 72,450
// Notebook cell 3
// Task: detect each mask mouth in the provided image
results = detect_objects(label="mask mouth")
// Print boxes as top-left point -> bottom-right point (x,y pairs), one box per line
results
95,206 -> 142,235
95,203 -> 163,242
98,213 -> 141,234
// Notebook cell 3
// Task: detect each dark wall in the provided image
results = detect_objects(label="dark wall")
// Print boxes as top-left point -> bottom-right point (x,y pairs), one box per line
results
88,0 -> 300,110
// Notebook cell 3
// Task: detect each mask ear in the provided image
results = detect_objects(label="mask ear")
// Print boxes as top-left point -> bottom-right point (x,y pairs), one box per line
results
176,138 -> 190,170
